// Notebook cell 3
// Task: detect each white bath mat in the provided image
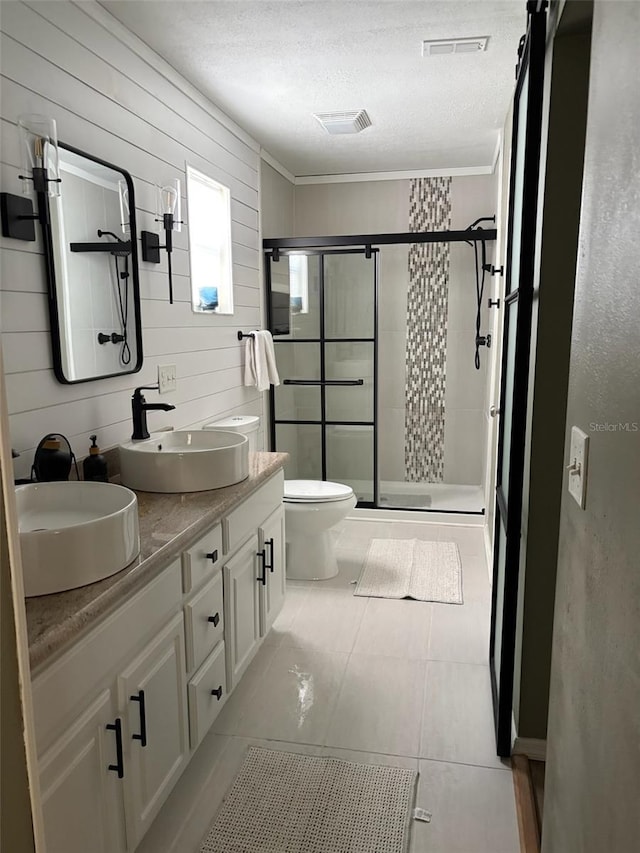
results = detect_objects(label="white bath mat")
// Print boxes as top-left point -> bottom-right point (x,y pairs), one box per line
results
355,538 -> 463,603
200,747 -> 418,853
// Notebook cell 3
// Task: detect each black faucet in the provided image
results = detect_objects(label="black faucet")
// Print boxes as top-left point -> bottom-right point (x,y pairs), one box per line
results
131,385 -> 175,441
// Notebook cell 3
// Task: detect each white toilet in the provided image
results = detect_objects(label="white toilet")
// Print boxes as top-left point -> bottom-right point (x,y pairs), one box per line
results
284,480 -> 357,580
202,415 -> 260,453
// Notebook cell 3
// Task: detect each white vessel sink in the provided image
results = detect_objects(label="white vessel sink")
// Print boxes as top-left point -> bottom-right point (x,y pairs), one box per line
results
16,482 -> 140,598
119,429 -> 249,493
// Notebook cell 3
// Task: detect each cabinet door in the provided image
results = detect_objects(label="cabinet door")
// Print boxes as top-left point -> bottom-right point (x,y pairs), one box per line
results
118,612 -> 189,848
223,534 -> 261,690
39,690 -> 126,853
259,505 -> 287,636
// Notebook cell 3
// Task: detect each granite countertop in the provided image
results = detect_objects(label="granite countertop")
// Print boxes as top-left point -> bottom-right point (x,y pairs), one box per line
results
26,451 -> 288,673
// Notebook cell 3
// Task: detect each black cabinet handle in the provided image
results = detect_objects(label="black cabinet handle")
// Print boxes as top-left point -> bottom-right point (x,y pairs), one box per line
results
208,612 -> 220,627
205,549 -> 218,563
211,685 -> 223,701
265,538 -> 275,573
106,718 -> 124,778
130,690 -> 147,747
256,549 -> 266,586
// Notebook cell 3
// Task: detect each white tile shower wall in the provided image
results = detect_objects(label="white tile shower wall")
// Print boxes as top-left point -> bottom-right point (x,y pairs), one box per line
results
445,175 -> 498,485
293,175 -> 497,488
0,1 -> 264,477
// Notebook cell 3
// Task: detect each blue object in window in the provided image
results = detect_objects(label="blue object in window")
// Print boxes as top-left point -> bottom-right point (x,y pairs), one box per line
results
199,286 -> 218,309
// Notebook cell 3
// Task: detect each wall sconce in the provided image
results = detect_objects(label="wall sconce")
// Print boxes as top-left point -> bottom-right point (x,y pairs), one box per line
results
140,179 -> 183,304
0,114 -> 62,241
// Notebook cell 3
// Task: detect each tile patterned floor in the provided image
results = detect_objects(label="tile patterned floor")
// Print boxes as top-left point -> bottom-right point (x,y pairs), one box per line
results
138,519 -> 519,853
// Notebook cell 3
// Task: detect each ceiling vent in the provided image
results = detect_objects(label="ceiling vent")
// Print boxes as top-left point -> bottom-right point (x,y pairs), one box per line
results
422,36 -> 489,56
313,109 -> 372,135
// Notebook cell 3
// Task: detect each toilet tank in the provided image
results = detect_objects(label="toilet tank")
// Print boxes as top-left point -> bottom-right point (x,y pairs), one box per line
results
202,415 -> 260,455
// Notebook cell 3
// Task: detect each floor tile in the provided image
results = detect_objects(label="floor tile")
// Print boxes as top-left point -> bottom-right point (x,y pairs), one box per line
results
265,584 -> 309,646
212,642 -> 278,735
325,653 -> 426,756
232,645 -> 349,744
337,519 -> 392,548
352,597 -> 432,660
281,586 -> 367,652
461,554 -> 491,603
322,745 -> 419,772
420,661 -> 509,771
437,524 -> 485,555
411,758 -> 519,852
374,521 -> 441,541
428,599 -> 490,664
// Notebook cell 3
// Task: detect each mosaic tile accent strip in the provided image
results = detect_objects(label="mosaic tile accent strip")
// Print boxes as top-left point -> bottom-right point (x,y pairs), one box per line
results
405,176 -> 451,482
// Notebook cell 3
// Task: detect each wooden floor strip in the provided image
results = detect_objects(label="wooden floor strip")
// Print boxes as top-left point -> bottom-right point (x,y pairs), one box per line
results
512,754 -> 541,853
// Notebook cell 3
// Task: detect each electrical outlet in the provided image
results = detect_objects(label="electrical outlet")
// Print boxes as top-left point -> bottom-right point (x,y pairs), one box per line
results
567,426 -> 589,509
158,364 -> 177,394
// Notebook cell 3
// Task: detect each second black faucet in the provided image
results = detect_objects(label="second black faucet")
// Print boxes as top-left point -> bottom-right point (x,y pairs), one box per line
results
131,385 -> 175,441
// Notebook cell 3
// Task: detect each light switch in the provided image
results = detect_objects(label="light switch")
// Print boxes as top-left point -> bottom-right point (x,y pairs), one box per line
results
567,426 -> 589,509
158,364 -> 177,394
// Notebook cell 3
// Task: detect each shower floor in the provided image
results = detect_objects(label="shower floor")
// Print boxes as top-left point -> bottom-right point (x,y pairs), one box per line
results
337,481 -> 484,513
379,483 -> 484,513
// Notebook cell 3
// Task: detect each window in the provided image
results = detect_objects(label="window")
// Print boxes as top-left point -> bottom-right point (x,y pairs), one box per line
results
289,253 -> 309,314
186,166 -> 233,314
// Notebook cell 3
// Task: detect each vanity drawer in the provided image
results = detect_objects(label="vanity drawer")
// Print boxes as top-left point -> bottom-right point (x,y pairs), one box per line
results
184,570 -> 224,673
223,470 -> 284,554
182,523 -> 223,593
187,641 -> 227,750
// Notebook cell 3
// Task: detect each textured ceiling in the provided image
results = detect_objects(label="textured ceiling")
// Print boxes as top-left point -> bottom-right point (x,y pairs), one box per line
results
101,0 -> 526,176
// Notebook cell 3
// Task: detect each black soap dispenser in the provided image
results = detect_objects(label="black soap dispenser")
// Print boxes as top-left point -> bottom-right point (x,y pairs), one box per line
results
83,435 -> 108,482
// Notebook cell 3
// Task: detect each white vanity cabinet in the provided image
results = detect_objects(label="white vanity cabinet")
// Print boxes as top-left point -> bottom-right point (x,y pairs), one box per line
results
32,560 -> 186,853
259,505 -> 286,636
38,690 -> 127,853
32,467 -> 286,852
223,534 -> 262,690
117,613 -> 189,847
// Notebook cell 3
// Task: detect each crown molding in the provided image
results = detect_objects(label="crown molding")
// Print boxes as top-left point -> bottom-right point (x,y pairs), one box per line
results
294,164 -> 495,185
260,149 -> 295,184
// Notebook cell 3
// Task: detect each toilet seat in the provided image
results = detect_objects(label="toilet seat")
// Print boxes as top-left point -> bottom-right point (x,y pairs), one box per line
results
284,479 -> 354,503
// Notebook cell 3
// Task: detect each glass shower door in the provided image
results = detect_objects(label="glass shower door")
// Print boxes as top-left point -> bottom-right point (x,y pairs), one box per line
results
269,249 -> 378,505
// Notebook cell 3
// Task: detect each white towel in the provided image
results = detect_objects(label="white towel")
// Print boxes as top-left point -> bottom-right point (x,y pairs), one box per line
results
243,330 -> 280,392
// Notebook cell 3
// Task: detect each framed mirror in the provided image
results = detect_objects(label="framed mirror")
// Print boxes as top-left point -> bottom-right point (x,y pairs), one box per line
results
44,143 -> 143,383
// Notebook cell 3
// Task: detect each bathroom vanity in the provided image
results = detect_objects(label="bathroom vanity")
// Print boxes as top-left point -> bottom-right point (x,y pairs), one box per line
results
26,452 -> 287,853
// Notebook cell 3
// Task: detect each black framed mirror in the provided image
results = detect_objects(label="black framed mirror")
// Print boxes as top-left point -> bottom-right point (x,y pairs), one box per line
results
43,142 -> 143,383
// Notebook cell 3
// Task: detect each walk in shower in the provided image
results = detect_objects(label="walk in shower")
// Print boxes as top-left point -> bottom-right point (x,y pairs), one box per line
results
265,208 -> 496,515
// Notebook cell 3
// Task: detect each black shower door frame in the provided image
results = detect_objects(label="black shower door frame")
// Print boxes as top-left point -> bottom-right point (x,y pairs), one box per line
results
266,247 -> 380,509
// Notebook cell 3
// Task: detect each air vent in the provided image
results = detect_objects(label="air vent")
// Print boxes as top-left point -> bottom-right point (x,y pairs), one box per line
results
313,109 -> 372,135
422,36 -> 489,56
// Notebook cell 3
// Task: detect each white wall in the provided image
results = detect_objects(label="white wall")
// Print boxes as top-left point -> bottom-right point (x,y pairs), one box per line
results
0,1 -> 265,476
294,176 -> 497,488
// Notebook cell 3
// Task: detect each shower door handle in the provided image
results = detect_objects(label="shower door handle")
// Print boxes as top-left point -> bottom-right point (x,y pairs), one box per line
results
282,379 -> 364,386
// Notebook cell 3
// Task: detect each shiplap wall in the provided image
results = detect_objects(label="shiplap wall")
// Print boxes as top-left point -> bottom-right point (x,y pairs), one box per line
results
0,0 -> 267,477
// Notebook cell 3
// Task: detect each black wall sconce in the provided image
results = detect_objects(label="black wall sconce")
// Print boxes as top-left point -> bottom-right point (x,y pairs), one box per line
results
140,179 -> 183,304
0,114 -> 62,241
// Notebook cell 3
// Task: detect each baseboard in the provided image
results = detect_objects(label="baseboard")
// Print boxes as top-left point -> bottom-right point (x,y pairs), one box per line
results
512,737 -> 547,761
512,755 -> 541,853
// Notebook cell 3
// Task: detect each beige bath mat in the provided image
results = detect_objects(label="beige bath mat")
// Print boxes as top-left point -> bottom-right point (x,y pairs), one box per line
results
200,747 -> 417,853
355,538 -> 463,603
